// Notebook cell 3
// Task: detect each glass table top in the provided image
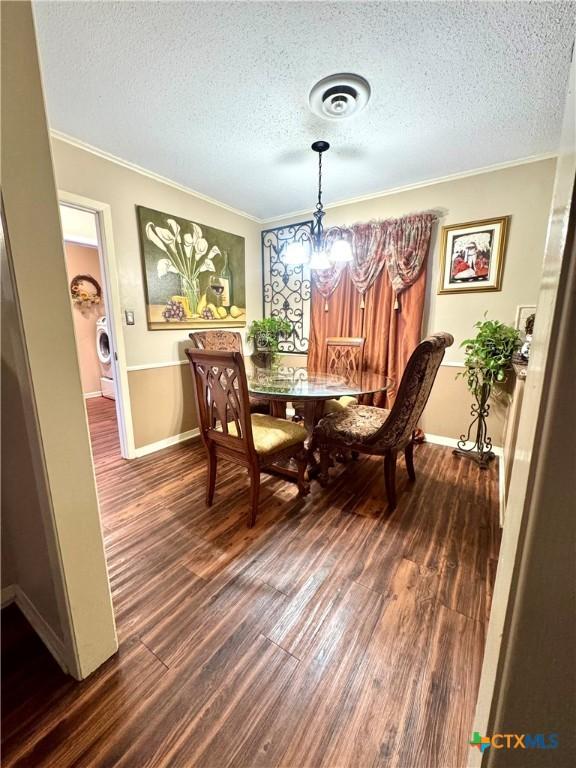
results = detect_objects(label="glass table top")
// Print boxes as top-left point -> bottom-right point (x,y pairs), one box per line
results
246,364 -> 392,400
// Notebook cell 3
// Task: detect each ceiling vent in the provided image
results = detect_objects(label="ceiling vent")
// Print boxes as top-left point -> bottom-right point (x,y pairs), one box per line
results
309,73 -> 371,120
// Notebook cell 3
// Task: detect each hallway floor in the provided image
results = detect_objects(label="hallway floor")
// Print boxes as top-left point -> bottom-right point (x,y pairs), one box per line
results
2,396 -> 500,767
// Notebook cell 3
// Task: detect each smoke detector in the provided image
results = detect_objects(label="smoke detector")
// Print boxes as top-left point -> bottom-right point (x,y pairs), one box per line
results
309,73 -> 371,120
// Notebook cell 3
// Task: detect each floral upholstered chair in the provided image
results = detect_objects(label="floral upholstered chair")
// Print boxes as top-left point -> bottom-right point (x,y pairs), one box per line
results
312,333 -> 454,510
322,337 -> 366,414
186,349 -> 309,527
189,331 -> 269,414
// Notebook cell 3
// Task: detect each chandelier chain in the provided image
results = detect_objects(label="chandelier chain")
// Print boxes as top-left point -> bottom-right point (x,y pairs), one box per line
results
316,150 -> 323,212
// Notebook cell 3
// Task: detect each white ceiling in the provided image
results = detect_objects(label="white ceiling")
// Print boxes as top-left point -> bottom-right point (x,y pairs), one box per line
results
34,1 -> 575,221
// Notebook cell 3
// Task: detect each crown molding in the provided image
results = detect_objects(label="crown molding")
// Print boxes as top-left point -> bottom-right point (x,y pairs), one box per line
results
50,129 -> 556,227
261,152 -> 558,225
50,129 -> 263,224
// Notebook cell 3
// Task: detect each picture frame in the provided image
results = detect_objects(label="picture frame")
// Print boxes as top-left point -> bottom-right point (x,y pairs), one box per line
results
136,205 -> 246,330
515,304 -> 536,336
438,216 -> 509,294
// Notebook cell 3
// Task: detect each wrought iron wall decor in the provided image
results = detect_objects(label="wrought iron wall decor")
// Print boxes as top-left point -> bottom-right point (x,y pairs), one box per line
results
261,221 -> 313,354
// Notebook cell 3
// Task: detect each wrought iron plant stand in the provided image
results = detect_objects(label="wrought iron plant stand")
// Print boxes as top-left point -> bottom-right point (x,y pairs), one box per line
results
453,380 -> 495,469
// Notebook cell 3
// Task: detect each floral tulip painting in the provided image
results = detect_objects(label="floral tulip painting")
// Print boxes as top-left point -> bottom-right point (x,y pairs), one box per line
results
137,206 -> 246,330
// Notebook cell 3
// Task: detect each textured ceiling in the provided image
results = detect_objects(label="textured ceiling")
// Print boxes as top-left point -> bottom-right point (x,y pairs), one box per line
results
34,1 -> 575,220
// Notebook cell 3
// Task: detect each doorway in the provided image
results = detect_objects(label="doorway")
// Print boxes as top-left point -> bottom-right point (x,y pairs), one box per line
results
58,195 -> 135,459
60,204 -> 120,459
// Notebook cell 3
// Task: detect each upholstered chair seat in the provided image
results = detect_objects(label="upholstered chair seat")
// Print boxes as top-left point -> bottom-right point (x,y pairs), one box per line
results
322,395 -> 359,414
221,414 -> 306,455
317,404 -> 391,444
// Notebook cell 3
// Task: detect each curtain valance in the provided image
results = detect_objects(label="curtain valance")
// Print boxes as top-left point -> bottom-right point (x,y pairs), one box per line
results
312,212 -> 436,309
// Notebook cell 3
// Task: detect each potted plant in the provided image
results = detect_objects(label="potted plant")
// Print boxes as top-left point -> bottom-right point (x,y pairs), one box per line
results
247,317 -> 292,367
455,316 -> 520,467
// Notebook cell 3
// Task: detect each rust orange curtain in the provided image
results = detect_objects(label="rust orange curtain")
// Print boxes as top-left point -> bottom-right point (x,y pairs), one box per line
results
308,275 -> 363,370
308,258 -> 428,408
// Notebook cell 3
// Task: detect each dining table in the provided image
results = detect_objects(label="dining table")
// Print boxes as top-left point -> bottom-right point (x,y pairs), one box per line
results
246,363 -> 393,480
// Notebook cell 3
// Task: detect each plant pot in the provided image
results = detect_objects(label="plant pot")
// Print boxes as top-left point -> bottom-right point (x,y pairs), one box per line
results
251,348 -> 276,368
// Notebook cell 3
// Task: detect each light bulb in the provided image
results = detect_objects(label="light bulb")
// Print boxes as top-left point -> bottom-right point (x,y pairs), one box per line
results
309,249 -> 332,270
284,241 -> 308,265
329,239 -> 353,263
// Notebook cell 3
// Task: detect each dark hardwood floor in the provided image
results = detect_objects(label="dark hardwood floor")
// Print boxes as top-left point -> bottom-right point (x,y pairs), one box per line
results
1,396 -> 501,767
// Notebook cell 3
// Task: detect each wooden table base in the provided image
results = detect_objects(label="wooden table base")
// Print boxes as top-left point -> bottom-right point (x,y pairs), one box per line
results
266,400 -> 324,482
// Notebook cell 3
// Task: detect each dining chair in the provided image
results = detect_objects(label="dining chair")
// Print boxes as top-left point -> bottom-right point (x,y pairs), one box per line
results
186,348 -> 309,527
323,336 -> 366,414
189,331 -> 269,414
312,333 -> 454,510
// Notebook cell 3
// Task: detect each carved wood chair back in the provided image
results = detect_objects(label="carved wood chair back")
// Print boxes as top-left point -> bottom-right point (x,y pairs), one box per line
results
325,337 -> 365,380
186,349 -> 255,460
189,331 -> 270,415
189,330 -> 243,352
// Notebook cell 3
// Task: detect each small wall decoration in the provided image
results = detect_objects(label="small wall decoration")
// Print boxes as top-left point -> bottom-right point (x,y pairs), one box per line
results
438,216 -> 509,294
136,206 -> 246,330
515,304 -> 536,334
70,274 -> 102,308
515,304 -> 536,362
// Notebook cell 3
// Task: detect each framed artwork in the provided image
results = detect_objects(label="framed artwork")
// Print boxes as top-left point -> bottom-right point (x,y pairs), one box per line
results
438,216 -> 509,294
136,205 -> 246,330
515,304 -> 536,335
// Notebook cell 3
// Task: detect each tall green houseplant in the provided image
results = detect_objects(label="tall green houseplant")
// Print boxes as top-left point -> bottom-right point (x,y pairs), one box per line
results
455,316 -> 520,468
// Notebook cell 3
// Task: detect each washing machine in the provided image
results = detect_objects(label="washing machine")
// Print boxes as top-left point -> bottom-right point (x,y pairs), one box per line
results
96,316 -> 115,400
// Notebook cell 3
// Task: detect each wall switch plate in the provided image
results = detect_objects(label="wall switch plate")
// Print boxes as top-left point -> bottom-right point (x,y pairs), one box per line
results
125,310 -> 135,325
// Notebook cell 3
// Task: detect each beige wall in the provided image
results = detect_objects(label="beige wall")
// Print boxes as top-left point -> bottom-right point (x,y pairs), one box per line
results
2,0 -> 117,678
129,363 -> 197,447
275,159 -> 556,445
64,242 -> 105,395
420,364 -> 509,445
51,137 -> 263,448
1,233 -> 64,635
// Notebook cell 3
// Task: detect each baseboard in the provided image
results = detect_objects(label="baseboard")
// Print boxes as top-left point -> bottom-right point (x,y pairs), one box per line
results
133,427 -> 200,458
424,433 -> 505,528
5,586 -> 69,673
84,391 -> 103,399
424,433 -> 503,455
1,585 -> 16,607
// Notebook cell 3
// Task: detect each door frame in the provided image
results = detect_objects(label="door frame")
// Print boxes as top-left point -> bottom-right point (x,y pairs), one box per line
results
470,58 -> 575,766
59,191 -> 136,459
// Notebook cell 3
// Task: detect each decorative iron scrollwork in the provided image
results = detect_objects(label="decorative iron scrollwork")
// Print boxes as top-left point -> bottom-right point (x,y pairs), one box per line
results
261,221 -> 313,354
453,381 -> 495,468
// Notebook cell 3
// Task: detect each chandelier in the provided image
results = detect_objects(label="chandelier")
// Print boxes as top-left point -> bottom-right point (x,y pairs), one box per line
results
284,141 -> 352,270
